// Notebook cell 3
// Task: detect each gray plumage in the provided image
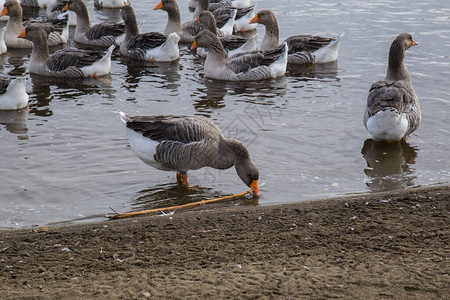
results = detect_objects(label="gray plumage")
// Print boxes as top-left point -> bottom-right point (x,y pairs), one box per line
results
64,0 -> 125,47
193,29 -> 287,81
364,33 -> 420,142
195,0 -> 254,28
22,24 -> 111,78
252,9 -> 342,65
120,112 -> 260,191
2,0 -> 67,49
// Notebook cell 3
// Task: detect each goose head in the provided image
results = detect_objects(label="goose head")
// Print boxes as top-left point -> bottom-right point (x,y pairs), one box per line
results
249,9 -> 277,26
1,0 -> 22,18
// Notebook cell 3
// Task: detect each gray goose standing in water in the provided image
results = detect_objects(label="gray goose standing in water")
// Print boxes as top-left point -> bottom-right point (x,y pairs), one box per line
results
194,10 -> 257,58
119,112 -> 260,196
63,0 -> 125,47
19,24 -> 114,77
120,5 -> 180,62
1,0 -> 67,48
364,33 -> 420,142
250,10 -> 344,65
191,29 -> 287,81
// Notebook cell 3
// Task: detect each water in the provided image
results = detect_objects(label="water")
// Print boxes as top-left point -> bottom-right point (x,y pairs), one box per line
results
0,0 -> 449,229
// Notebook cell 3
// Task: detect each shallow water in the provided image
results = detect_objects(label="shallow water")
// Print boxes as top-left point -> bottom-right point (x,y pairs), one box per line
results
0,0 -> 449,229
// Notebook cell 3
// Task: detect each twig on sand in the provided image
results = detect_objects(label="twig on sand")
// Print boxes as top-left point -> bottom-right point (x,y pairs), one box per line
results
107,190 -> 254,220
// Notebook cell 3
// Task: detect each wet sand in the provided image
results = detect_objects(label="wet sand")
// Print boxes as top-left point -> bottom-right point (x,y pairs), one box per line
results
1,185 -> 449,299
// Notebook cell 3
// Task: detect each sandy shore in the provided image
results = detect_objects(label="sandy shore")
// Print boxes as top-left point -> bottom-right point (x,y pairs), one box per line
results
1,185 -> 449,299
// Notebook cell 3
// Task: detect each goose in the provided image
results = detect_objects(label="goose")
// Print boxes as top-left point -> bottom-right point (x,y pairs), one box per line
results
119,112 -> 260,196
153,0 -> 201,43
194,10 -> 257,58
94,0 -> 127,9
250,9 -> 344,65
194,0 -> 256,32
1,0 -> 67,49
46,0 -> 77,26
0,27 -> 7,54
63,0 -> 125,47
0,76 -> 29,110
19,24 -> 114,78
364,33 -> 420,142
192,29 -> 287,81
120,5 -> 179,62
209,0 -> 251,11
19,0 -> 53,8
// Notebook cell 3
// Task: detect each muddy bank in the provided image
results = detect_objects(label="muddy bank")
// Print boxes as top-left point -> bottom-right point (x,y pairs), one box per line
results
1,185 -> 449,299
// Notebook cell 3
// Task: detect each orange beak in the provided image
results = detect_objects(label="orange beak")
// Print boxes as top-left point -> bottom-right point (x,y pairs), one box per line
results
191,39 -> 198,50
195,16 -> 199,23
249,15 -> 259,24
0,7 -> 8,16
62,3 -> 68,12
250,180 -> 260,197
153,1 -> 163,10
17,30 -> 26,38
412,39 -> 418,46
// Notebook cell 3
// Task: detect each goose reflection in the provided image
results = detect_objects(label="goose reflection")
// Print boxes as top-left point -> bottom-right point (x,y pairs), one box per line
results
131,182 -> 258,212
361,139 -> 418,192
286,61 -> 339,80
0,106 -> 29,135
121,57 -> 181,92
29,73 -> 114,116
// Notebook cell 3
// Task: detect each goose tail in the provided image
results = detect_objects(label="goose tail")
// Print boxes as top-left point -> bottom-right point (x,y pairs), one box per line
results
314,33 -> 345,63
119,111 -> 130,124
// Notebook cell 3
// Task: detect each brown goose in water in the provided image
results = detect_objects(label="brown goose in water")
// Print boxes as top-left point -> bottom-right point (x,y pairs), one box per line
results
194,10 -> 257,58
364,33 -> 420,142
250,10 -> 344,65
19,24 -> 114,77
120,5 -> 180,62
191,29 -> 287,81
1,0 -> 67,48
63,0 -> 125,47
153,0 -> 201,43
194,0 -> 256,32
119,112 -> 260,196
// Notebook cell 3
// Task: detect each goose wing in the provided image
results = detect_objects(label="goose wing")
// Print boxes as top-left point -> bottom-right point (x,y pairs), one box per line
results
46,48 -> 106,72
125,115 -> 221,171
284,35 -> 333,54
86,22 -> 125,40
212,6 -> 254,28
227,46 -> 283,73
367,80 -> 417,117
127,32 -> 167,50
182,20 -> 202,38
219,35 -> 248,50
0,77 -> 10,94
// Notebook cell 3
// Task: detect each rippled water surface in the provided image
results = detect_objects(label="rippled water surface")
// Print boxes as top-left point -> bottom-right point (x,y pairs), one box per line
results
0,0 -> 449,229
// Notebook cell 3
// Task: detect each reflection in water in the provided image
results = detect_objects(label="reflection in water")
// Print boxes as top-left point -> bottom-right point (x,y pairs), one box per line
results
29,74 -> 115,116
286,61 -> 339,80
0,107 -> 29,135
192,79 -> 227,116
131,183 -> 258,212
120,58 -> 181,93
361,139 -> 418,192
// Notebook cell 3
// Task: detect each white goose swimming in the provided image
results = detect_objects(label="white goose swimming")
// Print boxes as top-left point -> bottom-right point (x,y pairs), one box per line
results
364,33 -> 420,142
120,5 -> 180,62
119,111 -> 260,196
19,24 -> 114,78
0,76 -> 29,110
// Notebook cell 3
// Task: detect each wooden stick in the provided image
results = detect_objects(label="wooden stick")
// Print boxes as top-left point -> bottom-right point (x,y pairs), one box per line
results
108,190 -> 253,220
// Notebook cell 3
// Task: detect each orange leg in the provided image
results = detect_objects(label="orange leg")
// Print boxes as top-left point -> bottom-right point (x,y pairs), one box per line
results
176,173 -> 189,187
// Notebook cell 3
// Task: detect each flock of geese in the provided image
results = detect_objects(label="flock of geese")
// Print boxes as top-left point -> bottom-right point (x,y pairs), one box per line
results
0,0 -> 421,197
